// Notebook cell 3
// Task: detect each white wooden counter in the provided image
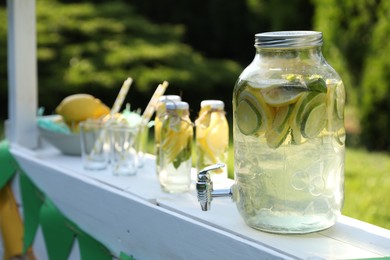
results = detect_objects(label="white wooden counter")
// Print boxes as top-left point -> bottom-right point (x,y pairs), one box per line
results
10,143 -> 390,260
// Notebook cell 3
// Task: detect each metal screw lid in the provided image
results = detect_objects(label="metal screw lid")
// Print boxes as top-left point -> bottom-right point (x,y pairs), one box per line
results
255,31 -> 323,48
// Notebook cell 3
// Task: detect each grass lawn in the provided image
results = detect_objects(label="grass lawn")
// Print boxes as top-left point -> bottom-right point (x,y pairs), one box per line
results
344,148 -> 390,229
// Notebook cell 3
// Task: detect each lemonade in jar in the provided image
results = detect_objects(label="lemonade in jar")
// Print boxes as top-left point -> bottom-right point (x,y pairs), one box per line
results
154,95 -> 182,174
158,101 -> 193,193
232,31 -> 345,233
195,100 -> 229,185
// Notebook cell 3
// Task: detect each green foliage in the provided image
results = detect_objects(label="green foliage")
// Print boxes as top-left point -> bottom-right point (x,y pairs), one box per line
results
131,0 -> 315,64
0,0 -> 242,118
313,0 -> 390,151
0,7 -> 7,118
360,0 -> 390,151
311,0 -> 379,106
249,0 -> 314,31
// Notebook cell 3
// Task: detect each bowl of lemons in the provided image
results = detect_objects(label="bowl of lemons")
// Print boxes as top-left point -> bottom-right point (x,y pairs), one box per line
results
38,94 -> 110,156
38,116 -> 82,155
38,93 -> 144,156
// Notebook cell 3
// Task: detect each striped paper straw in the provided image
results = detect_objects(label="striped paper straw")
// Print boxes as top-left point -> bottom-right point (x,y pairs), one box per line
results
88,77 -> 133,160
141,81 -> 169,124
111,77 -> 133,115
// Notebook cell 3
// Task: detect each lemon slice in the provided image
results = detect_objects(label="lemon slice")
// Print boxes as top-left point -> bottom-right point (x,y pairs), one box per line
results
161,120 -> 193,163
197,112 -> 228,167
206,113 -> 229,155
273,105 -> 292,130
261,85 -> 305,107
266,105 -> 292,149
301,103 -> 327,138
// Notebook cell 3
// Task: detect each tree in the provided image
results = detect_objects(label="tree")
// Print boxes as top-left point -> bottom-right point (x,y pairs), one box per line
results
312,0 -> 390,151
0,0 -> 242,120
360,0 -> 390,150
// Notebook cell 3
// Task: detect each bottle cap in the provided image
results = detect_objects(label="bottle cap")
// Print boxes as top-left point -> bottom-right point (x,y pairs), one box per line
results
201,100 -> 224,110
166,101 -> 189,111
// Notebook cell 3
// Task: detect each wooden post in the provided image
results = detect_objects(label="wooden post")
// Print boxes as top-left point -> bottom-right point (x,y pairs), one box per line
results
6,0 -> 38,148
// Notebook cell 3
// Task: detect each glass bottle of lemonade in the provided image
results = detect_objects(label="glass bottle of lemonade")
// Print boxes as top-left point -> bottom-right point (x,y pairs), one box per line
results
195,100 -> 229,186
232,31 -> 345,233
158,101 -> 193,193
154,95 -> 182,174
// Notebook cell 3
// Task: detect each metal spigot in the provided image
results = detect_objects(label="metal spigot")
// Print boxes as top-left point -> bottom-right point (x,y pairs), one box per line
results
196,163 -> 233,211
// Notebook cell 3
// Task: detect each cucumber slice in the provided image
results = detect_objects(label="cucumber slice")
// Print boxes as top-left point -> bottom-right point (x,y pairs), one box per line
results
298,93 -> 326,123
266,105 -> 292,149
236,99 -> 262,135
301,103 -> 327,138
236,88 -> 274,135
289,92 -> 326,140
289,93 -> 309,144
291,126 -> 303,145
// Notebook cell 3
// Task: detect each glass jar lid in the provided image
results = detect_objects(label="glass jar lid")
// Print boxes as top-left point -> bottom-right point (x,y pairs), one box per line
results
200,100 -> 224,110
255,31 -> 323,48
158,95 -> 182,103
166,101 -> 189,111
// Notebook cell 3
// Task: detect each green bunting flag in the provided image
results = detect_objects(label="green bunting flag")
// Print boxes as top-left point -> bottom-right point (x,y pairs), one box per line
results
120,251 -> 135,260
77,230 -> 112,260
40,198 -> 76,260
0,140 -> 18,189
1,139 -> 128,259
19,171 -> 45,253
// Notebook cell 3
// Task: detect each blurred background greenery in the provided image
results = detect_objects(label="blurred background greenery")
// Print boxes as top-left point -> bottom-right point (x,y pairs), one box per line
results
1,0 -> 390,229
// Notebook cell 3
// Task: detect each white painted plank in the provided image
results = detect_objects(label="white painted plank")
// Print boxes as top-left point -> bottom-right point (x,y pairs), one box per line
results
321,216 -> 390,255
10,145 -> 390,259
6,0 -> 38,148
11,145 -> 288,259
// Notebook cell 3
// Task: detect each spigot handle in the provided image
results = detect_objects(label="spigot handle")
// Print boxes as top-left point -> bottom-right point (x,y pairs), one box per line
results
196,163 -> 226,211
199,163 -> 226,175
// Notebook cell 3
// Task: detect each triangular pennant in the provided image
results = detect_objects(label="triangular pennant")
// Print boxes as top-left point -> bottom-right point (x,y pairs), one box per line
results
40,198 -> 76,260
19,171 -> 45,253
119,251 -> 135,260
0,183 -> 24,259
77,230 -> 112,260
0,140 -> 18,189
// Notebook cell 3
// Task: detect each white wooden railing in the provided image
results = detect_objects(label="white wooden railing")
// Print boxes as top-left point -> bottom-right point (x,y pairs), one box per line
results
9,144 -> 390,259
